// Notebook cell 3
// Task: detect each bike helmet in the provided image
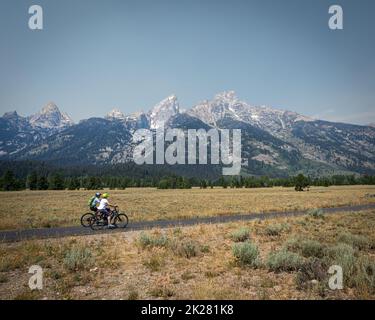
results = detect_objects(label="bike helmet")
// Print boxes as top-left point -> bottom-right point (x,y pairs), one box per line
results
102,193 -> 109,198
95,192 -> 101,197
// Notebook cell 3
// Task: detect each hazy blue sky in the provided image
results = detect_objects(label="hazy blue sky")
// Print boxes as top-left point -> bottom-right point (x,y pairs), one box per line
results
0,0 -> 374,124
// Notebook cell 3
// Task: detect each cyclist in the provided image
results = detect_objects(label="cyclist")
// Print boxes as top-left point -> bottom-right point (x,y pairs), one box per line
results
88,192 -> 101,215
97,193 -> 116,228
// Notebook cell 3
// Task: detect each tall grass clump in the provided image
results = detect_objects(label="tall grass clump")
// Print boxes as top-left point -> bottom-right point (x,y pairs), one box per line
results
63,246 -> 94,271
350,256 -> 375,295
324,243 -> 357,282
138,232 -> 169,249
171,239 -> 200,258
264,223 -> 290,236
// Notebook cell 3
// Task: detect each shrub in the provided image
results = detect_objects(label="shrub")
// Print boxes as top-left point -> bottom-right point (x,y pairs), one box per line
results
265,223 -> 290,236
284,238 -> 325,258
231,227 -> 250,242
337,232 -> 371,250
138,232 -> 169,249
63,246 -> 94,271
325,243 -> 375,294
0,273 -> 8,283
201,245 -> 210,253
295,258 -> 328,290
127,288 -> 139,300
171,240 -> 200,258
143,253 -> 165,272
324,243 -> 357,282
307,208 -> 324,219
232,241 -> 260,268
149,286 -> 174,298
351,256 -> 375,294
267,250 -> 304,272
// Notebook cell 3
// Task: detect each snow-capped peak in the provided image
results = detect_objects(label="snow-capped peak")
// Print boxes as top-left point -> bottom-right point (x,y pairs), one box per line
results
105,108 -> 126,121
214,90 -> 238,104
29,102 -> 74,129
41,102 -> 60,114
149,95 -> 179,129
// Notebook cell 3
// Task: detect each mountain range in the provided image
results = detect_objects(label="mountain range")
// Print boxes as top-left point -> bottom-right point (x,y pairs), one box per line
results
1,92 -> 374,177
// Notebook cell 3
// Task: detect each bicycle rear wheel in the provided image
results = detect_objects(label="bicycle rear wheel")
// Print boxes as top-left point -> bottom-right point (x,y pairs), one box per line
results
114,214 -> 129,228
81,213 -> 94,227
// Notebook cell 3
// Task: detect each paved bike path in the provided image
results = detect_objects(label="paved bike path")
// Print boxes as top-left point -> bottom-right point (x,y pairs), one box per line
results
1,203 -> 374,242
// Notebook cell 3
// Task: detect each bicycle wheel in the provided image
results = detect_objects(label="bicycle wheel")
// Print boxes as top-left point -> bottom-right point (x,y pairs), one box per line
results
90,216 -> 106,231
81,213 -> 94,227
114,213 -> 129,228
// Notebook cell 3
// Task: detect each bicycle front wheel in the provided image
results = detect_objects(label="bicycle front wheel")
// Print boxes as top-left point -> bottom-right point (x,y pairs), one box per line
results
114,214 -> 129,228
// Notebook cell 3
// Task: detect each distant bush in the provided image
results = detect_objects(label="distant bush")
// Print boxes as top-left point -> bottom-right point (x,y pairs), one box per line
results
63,246 -> 94,271
231,227 -> 250,242
265,223 -> 290,236
307,208 -> 324,219
232,241 -> 260,268
267,250 -> 304,272
337,232 -> 371,250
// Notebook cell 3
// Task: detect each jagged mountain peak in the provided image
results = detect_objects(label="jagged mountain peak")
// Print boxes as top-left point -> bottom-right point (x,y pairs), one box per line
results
29,102 -> 74,129
41,102 -> 60,114
3,110 -> 21,119
214,90 -> 239,103
149,95 -> 180,129
105,108 -> 126,120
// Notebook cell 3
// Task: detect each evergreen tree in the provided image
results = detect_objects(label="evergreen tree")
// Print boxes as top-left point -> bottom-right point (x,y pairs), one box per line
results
37,176 -> 49,190
26,171 -> 38,190
1,170 -> 16,191
294,174 -> 308,191
48,173 -> 65,190
85,176 -> 102,190
67,177 -> 80,190
200,179 -> 207,189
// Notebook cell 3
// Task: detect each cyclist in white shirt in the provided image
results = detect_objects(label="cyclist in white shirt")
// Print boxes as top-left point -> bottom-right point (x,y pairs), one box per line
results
98,193 -> 117,228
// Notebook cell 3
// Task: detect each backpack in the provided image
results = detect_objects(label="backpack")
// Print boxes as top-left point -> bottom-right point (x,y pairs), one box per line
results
88,196 -> 96,208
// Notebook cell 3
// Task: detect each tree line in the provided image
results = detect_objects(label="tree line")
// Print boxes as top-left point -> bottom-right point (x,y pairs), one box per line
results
1,169 -> 375,191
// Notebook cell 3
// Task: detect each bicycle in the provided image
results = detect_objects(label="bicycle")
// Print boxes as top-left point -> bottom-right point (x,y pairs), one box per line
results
89,206 -> 129,231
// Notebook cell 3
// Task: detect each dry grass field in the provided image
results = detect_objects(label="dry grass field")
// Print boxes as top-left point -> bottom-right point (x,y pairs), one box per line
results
0,209 -> 374,300
0,185 -> 375,231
